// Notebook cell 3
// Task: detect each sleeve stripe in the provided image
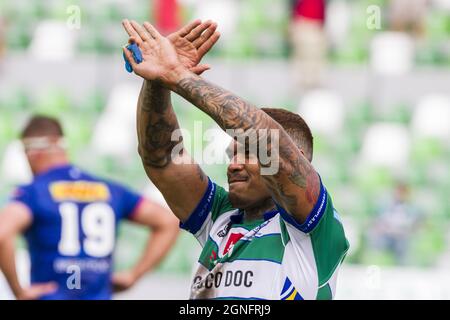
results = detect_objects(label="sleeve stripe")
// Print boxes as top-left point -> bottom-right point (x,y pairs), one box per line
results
180,178 -> 216,234
276,178 -> 328,234
127,197 -> 145,220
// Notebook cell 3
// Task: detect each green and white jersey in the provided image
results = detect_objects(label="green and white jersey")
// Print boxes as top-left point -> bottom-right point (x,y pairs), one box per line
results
180,178 -> 349,300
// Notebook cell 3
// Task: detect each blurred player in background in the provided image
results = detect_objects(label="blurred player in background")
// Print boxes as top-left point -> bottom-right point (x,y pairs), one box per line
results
123,19 -> 348,300
289,0 -> 327,91
0,15 -> 5,60
369,182 -> 423,265
388,0 -> 429,38
0,115 -> 179,299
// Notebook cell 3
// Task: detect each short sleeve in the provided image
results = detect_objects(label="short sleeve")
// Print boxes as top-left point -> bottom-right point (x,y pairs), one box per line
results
10,185 -> 37,215
275,178 -> 329,234
112,183 -> 143,220
180,178 -> 234,245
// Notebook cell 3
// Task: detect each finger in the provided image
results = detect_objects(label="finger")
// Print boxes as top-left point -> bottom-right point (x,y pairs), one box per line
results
177,19 -> 202,37
112,285 -> 126,293
143,21 -> 162,41
191,64 -> 211,75
123,46 -> 138,70
185,20 -> 213,41
122,19 -> 143,45
130,20 -> 152,42
111,273 -> 125,282
197,31 -> 221,58
35,282 -> 58,295
192,23 -> 217,49
128,36 -> 137,45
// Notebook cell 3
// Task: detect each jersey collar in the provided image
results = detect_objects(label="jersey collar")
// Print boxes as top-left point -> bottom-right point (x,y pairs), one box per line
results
231,209 -> 279,225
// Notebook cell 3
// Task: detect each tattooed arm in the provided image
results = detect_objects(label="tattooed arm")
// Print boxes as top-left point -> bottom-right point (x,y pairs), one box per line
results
170,73 -> 320,222
136,81 -> 208,221
122,20 -> 220,221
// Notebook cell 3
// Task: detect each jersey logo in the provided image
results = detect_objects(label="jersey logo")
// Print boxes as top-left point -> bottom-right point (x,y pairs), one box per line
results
217,221 -> 232,238
281,277 -> 303,300
50,181 -> 110,202
209,250 -> 217,263
223,232 -> 244,255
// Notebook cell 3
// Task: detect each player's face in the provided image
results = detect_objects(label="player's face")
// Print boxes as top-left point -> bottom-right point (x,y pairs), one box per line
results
226,141 -> 271,210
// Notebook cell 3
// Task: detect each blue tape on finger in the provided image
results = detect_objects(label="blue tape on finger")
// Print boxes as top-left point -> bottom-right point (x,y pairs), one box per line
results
123,43 -> 143,73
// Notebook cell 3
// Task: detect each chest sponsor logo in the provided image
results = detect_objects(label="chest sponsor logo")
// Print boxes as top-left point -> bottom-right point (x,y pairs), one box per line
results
50,181 -> 110,202
192,270 -> 254,290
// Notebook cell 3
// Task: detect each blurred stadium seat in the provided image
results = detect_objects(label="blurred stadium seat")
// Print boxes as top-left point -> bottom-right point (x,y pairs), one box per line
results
360,123 -> 410,169
370,32 -> 414,76
411,94 -> 450,141
0,140 -> 32,186
91,83 -> 139,158
29,21 -> 77,61
297,89 -> 345,136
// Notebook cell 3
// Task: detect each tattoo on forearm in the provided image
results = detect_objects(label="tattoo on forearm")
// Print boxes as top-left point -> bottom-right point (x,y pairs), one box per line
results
137,81 -> 180,168
175,75 -> 320,207
177,77 -> 269,132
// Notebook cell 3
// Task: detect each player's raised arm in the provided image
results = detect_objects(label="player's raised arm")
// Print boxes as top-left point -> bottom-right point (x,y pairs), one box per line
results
124,22 -> 320,223
122,20 -> 220,221
171,74 -> 320,222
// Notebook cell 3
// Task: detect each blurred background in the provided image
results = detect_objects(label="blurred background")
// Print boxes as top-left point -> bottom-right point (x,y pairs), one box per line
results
0,0 -> 449,299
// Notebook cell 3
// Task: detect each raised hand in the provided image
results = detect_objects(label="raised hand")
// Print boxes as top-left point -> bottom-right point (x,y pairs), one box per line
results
122,21 -> 182,83
122,19 -> 220,77
167,20 -> 220,75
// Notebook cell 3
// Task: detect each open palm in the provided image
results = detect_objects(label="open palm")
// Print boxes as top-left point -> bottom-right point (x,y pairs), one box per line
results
123,19 -> 220,76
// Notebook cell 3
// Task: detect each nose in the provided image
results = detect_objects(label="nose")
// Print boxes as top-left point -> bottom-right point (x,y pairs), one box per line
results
227,155 -> 245,174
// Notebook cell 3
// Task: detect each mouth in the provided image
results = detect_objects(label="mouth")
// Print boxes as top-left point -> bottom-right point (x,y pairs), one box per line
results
228,177 -> 248,185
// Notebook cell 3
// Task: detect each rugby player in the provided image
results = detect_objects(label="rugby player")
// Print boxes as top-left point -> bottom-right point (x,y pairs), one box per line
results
122,20 -> 349,300
0,115 -> 180,299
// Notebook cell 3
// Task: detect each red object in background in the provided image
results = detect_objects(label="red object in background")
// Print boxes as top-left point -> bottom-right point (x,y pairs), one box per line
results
154,0 -> 180,35
292,0 -> 325,23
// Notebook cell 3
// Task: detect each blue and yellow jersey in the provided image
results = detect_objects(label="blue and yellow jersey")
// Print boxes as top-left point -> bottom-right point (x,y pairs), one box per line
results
10,164 -> 143,300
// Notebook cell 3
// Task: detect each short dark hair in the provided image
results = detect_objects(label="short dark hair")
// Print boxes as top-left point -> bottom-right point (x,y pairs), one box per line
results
21,115 -> 64,139
261,107 -> 313,162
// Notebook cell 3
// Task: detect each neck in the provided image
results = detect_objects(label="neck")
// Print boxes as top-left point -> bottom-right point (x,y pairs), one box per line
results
243,198 -> 276,222
33,154 -> 69,176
